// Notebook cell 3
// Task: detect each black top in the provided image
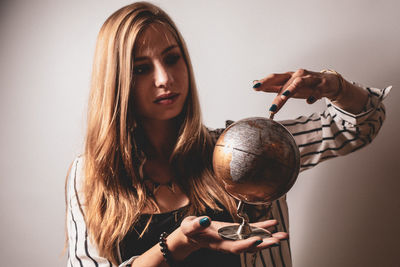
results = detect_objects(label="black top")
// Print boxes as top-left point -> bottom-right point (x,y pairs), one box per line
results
119,124 -> 241,266
119,205 -> 241,267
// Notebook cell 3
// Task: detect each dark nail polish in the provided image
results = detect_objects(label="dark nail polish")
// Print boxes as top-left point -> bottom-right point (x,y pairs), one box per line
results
199,217 -> 210,227
282,90 -> 290,97
307,96 -> 316,103
269,104 -> 277,112
270,243 -> 280,248
254,240 -> 263,246
253,82 -> 261,89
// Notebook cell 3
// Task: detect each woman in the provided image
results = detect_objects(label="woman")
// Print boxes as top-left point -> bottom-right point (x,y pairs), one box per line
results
66,2 -> 390,267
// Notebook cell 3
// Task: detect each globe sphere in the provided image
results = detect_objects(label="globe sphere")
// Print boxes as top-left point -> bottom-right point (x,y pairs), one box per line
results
213,117 -> 300,204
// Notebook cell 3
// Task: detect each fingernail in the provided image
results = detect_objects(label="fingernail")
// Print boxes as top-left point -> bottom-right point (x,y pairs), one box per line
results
254,240 -> 263,246
199,217 -> 210,227
269,104 -> 277,112
307,96 -> 316,104
282,90 -> 290,97
270,243 -> 280,248
253,82 -> 261,89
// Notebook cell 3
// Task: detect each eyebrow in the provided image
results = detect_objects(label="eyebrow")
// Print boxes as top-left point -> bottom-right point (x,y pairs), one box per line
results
134,45 -> 179,62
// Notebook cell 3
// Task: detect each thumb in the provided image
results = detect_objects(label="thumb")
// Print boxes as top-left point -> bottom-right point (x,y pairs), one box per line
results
181,216 -> 211,236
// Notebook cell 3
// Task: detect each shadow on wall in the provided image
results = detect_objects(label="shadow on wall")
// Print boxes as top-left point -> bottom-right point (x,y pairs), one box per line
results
288,33 -> 399,267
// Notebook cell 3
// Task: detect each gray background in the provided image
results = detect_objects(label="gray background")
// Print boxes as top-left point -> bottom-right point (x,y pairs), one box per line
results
1,0 -> 399,266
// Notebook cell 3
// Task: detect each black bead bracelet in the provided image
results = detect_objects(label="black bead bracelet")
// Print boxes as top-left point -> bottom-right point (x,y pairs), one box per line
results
159,232 -> 176,266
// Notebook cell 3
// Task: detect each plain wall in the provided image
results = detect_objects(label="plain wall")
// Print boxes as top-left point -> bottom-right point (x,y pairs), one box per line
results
0,0 -> 399,266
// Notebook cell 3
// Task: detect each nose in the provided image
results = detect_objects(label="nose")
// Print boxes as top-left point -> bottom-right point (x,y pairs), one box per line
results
154,62 -> 173,88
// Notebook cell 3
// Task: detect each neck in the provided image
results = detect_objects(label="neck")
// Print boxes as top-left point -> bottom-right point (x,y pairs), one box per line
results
140,118 -> 180,159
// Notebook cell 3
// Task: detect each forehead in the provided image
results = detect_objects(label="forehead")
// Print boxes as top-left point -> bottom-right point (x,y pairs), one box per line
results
134,23 -> 178,56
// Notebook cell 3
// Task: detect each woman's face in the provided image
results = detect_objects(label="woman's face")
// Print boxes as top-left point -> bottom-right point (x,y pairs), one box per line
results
132,23 -> 189,122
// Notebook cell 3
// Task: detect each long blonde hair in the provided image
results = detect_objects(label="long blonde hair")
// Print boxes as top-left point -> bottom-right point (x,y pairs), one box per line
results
82,2 -> 236,264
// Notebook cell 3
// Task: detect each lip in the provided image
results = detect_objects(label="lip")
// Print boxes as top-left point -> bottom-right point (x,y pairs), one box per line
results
154,92 -> 180,105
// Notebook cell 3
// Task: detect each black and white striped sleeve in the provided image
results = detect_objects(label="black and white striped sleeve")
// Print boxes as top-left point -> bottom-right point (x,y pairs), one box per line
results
66,157 -> 139,267
279,85 -> 391,172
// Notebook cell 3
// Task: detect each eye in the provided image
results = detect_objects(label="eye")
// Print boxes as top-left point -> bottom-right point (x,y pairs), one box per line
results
133,63 -> 152,75
164,53 -> 181,66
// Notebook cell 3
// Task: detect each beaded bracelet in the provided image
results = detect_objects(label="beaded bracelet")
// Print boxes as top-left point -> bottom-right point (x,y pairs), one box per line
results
159,232 -> 176,266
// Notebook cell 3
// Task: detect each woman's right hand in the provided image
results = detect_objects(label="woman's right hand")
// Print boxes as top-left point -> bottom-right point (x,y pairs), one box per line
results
179,216 -> 288,255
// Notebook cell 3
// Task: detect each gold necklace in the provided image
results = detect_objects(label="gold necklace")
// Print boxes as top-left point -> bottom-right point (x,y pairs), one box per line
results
143,177 -> 176,196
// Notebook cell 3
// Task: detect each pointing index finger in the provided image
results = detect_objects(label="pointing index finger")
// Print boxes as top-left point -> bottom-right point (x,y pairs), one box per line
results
269,75 -> 321,114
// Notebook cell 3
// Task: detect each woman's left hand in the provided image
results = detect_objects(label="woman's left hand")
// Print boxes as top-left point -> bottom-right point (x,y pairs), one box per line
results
253,68 -> 342,114
180,216 -> 288,254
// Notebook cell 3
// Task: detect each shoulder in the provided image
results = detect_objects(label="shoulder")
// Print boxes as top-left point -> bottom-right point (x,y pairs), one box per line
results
66,155 -> 85,203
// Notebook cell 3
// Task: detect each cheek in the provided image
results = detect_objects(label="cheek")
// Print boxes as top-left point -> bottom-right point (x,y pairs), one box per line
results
176,64 -> 189,92
132,86 -> 149,115
133,76 -> 152,100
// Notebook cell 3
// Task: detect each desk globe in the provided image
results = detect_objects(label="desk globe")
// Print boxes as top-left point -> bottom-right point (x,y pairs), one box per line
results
213,117 -> 300,240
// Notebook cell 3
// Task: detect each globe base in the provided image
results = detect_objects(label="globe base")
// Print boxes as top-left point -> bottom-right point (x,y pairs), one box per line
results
218,225 -> 271,240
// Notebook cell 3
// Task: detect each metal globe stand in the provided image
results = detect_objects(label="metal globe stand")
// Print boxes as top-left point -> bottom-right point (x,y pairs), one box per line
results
218,201 -> 271,240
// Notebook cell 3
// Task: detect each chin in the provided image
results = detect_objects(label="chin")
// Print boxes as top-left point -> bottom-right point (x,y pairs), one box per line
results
144,107 -> 184,122
161,110 -> 184,121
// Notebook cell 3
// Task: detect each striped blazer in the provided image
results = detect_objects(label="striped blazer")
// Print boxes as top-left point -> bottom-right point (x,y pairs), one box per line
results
66,85 -> 390,267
